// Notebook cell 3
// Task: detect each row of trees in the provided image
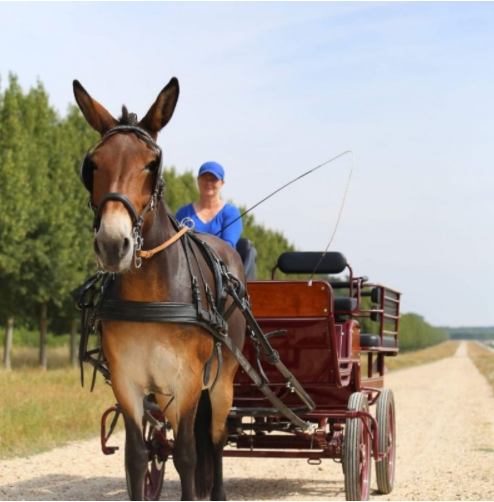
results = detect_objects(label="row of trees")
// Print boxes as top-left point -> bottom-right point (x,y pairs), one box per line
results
0,75 -> 97,369
396,314 -> 448,351
0,74 -> 295,369
0,73 -> 450,369
445,326 -> 494,340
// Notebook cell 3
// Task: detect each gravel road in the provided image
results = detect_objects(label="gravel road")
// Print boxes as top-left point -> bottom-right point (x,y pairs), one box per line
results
1,342 -> 493,501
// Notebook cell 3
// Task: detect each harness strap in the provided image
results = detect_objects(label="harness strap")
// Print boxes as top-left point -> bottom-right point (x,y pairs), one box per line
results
95,300 -> 214,324
203,342 -> 223,390
137,225 -> 189,259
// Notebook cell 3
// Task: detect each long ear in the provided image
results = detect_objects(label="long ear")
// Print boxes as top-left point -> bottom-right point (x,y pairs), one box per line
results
73,80 -> 118,135
138,77 -> 179,138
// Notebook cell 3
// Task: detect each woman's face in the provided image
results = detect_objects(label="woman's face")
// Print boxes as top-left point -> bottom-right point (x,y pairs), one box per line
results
198,172 -> 225,197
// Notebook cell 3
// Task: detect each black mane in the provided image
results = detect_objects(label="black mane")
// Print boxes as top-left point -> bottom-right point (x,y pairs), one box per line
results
118,105 -> 138,125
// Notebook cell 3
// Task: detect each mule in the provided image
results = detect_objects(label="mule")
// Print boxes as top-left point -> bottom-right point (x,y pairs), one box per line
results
73,78 -> 246,501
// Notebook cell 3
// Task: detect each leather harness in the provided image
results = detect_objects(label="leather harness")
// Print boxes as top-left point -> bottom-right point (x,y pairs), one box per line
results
77,124 -> 316,431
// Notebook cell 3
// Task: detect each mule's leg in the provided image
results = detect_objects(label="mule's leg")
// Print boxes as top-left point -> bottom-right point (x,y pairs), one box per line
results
123,413 -> 148,501
112,377 -> 147,501
208,379 -> 236,501
172,399 -> 201,501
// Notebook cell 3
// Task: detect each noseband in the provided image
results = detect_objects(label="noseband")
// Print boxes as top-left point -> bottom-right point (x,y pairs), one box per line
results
80,125 -> 165,268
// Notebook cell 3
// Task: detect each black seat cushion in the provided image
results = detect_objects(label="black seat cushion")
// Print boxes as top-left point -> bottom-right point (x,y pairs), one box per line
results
334,297 -> 357,311
360,334 -> 397,349
277,252 -> 347,275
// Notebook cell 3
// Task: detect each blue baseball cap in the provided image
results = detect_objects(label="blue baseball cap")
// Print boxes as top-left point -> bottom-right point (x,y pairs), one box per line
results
198,161 -> 225,180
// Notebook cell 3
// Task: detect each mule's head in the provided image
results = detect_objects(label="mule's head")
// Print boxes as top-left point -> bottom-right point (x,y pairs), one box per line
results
73,79 -> 179,273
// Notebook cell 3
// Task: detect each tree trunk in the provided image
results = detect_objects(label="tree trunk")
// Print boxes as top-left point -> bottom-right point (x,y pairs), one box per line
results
3,316 -> 14,371
70,319 -> 78,368
39,303 -> 48,370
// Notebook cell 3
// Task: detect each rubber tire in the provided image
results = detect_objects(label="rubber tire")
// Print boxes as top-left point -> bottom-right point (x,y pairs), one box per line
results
343,392 -> 371,501
125,422 -> 166,501
375,388 -> 396,494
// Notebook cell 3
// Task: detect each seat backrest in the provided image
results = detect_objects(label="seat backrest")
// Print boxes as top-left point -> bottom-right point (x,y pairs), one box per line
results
276,251 -> 348,275
236,238 -> 257,280
236,238 -> 252,263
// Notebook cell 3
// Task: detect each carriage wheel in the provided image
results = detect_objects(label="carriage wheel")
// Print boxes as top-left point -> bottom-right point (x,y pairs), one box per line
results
375,388 -> 396,494
343,392 -> 371,501
143,420 -> 166,501
126,420 -> 166,501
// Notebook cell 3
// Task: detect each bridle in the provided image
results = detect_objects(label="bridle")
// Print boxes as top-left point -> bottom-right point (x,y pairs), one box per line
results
80,124 -> 167,268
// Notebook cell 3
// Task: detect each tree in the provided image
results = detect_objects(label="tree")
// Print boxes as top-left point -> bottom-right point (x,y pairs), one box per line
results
0,76 -> 96,369
0,75 -> 37,368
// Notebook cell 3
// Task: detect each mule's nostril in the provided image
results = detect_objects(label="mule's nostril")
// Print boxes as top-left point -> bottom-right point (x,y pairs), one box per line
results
93,240 -> 100,255
122,238 -> 131,253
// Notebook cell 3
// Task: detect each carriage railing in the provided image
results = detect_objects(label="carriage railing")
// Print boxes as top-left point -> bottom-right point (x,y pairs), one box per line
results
357,283 -> 402,350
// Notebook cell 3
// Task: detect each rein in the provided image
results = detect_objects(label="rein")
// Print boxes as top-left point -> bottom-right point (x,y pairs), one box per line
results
137,224 -> 189,259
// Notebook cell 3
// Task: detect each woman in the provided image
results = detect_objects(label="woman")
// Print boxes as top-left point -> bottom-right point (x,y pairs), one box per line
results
176,161 -> 242,248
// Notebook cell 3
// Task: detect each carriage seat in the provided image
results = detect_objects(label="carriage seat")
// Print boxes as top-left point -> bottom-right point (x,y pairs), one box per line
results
334,297 -> 357,311
360,334 -> 397,349
276,252 -> 356,313
236,238 -> 257,280
277,251 -> 347,275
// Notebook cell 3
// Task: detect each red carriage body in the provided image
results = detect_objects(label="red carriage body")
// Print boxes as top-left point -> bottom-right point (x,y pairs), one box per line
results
101,251 -> 401,501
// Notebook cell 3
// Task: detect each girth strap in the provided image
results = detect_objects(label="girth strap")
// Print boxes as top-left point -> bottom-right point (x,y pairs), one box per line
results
95,299 -> 228,332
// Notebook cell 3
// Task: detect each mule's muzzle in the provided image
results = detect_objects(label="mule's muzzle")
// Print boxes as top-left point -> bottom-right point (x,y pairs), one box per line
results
94,218 -> 134,273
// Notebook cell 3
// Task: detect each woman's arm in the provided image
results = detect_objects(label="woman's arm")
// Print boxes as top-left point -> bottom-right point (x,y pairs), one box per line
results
220,204 -> 243,248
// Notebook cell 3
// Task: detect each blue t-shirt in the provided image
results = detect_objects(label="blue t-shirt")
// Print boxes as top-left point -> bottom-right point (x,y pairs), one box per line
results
175,203 -> 242,248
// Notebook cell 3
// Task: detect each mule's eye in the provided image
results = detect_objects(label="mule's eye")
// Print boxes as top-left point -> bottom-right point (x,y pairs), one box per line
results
145,159 -> 159,172
82,159 -> 98,191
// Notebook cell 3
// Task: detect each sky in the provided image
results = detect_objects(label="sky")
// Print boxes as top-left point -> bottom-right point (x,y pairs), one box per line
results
0,2 -> 493,328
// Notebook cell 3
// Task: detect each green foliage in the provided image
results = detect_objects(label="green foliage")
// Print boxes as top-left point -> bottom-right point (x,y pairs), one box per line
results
164,166 -> 199,215
0,75 -> 96,332
397,313 -> 449,352
444,327 -> 494,340
0,75 -> 35,316
0,325 -> 70,348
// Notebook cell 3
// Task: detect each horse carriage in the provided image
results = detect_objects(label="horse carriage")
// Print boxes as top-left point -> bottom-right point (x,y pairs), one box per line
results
96,247 -> 400,501
74,78 -> 401,501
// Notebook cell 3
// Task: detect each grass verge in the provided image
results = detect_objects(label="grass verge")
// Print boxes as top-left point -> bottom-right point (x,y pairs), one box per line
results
379,340 -> 460,372
467,341 -> 494,392
0,348 -> 119,460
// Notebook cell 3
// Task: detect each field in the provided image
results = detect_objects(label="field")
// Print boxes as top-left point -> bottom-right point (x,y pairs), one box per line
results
467,341 -> 494,390
0,340 -> 474,460
0,347 -> 119,459
384,339 -> 460,371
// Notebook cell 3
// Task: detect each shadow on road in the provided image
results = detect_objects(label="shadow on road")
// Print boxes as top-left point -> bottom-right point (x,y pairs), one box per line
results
0,472 -> 344,500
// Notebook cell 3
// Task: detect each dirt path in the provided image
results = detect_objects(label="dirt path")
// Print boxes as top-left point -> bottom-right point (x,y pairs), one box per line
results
1,342 -> 494,501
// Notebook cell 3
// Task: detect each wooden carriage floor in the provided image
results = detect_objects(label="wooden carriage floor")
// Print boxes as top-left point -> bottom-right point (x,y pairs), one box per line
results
0,341 -> 493,501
